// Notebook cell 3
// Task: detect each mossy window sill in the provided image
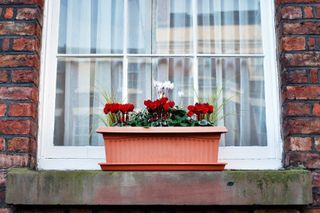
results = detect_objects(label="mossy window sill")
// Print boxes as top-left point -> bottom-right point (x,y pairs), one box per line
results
6,168 -> 312,205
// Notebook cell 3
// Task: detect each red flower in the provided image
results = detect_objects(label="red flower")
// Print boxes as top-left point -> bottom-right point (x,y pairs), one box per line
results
208,105 -> 214,113
104,104 -> 111,114
163,103 -> 170,111
169,101 -> 175,108
119,103 -> 135,113
187,103 -> 214,119
160,97 -> 168,105
110,103 -> 120,113
104,103 -> 120,114
187,111 -> 194,117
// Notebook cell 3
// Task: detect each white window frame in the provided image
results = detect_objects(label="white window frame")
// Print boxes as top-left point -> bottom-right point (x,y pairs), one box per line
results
38,0 -> 282,170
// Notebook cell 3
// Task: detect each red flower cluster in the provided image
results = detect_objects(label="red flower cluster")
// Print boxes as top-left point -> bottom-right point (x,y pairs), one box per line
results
187,103 -> 214,119
144,97 -> 175,112
104,103 -> 134,114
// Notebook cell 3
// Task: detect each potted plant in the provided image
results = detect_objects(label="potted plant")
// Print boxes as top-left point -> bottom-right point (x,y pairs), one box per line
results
97,81 -> 227,171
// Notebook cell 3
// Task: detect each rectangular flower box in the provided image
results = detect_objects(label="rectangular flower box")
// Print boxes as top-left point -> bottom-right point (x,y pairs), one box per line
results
97,126 -> 227,171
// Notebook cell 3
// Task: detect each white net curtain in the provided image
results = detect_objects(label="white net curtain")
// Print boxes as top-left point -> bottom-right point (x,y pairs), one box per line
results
54,0 -> 266,147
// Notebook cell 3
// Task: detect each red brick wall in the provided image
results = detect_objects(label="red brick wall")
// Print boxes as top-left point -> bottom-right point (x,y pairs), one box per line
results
276,0 -> 320,207
0,0 -> 43,212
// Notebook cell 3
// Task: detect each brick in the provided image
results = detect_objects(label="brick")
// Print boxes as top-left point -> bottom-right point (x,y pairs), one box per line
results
286,86 -> 320,100
0,153 -> 29,168
0,87 -> 34,100
314,103 -> 320,116
286,118 -> 320,134
12,69 -> 35,83
314,188 -> 320,205
284,52 -> 320,67
286,70 -> 308,83
0,103 -> 6,116
304,208 -> 320,213
288,137 -> 312,151
2,38 -> 9,51
70,209 -> 92,213
0,71 -> 8,83
281,6 -> 302,19
4,8 -> 13,19
17,8 -> 42,26
282,37 -> 305,51
29,138 -> 36,156
286,102 -> 310,116
13,38 -> 36,51
0,208 -> 13,213
284,22 -> 320,35
317,6 -> 320,18
285,152 -> 320,169
310,69 -> 319,83
0,54 -> 37,68
308,38 -> 316,50
315,137 -> 320,151
0,22 -> 36,35
312,172 -> 320,187
225,210 -> 248,213
254,210 -> 299,213
8,137 -> 29,152
304,6 -> 313,18
0,137 -> 4,151
0,172 -> 5,188
8,103 -> 33,117
0,0 -> 44,7
0,119 -> 31,134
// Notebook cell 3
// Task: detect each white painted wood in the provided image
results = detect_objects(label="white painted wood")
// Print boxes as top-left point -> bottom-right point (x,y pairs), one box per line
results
38,0 -> 282,170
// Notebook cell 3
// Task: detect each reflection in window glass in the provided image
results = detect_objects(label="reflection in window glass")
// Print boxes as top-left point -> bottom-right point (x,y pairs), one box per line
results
127,0 -> 152,54
152,58 -> 193,106
197,0 -> 262,54
198,57 -> 266,146
58,0 -> 124,54
153,0 -> 193,54
54,58 -> 123,146
127,58 -> 152,109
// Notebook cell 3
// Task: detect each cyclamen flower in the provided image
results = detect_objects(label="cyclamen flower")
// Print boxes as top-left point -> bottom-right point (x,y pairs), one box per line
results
104,103 -> 134,114
187,103 -> 214,120
144,97 -> 175,112
153,80 -> 174,98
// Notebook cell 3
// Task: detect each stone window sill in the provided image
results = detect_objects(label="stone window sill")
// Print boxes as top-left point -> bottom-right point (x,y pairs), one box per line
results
6,168 -> 312,205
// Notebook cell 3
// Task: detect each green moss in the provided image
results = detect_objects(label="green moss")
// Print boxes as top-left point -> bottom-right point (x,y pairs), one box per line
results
223,169 -> 311,204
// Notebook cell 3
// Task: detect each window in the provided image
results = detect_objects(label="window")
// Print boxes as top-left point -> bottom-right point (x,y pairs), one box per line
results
38,0 -> 281,170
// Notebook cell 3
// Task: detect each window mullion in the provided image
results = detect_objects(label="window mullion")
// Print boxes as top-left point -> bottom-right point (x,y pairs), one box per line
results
192,0 -> 198,103
122,0 -> 128,103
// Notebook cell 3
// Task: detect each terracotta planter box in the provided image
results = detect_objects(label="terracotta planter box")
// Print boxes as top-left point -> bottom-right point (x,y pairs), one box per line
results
96,126 -> 227,171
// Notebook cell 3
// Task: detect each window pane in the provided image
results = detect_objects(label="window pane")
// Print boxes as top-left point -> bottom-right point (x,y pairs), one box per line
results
153,0 -> 193,54
54,58 -> 123,146
152,58 -> 193,106
198,57 -> 266,146
127,58 -> 152,109
127,0 -> 152,54
58,0 -> 124,54
197,0 -> 262,54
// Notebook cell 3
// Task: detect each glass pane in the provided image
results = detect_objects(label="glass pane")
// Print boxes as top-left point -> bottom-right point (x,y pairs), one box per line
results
153,0 -> 193,54
127,58 -> 152,109
127,0 -> 152,54
197,0 -> 262,54
58,0 -> 124,54
54,58 -> 123,146
152,57 -> 193,106
198,57 -> 266,146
